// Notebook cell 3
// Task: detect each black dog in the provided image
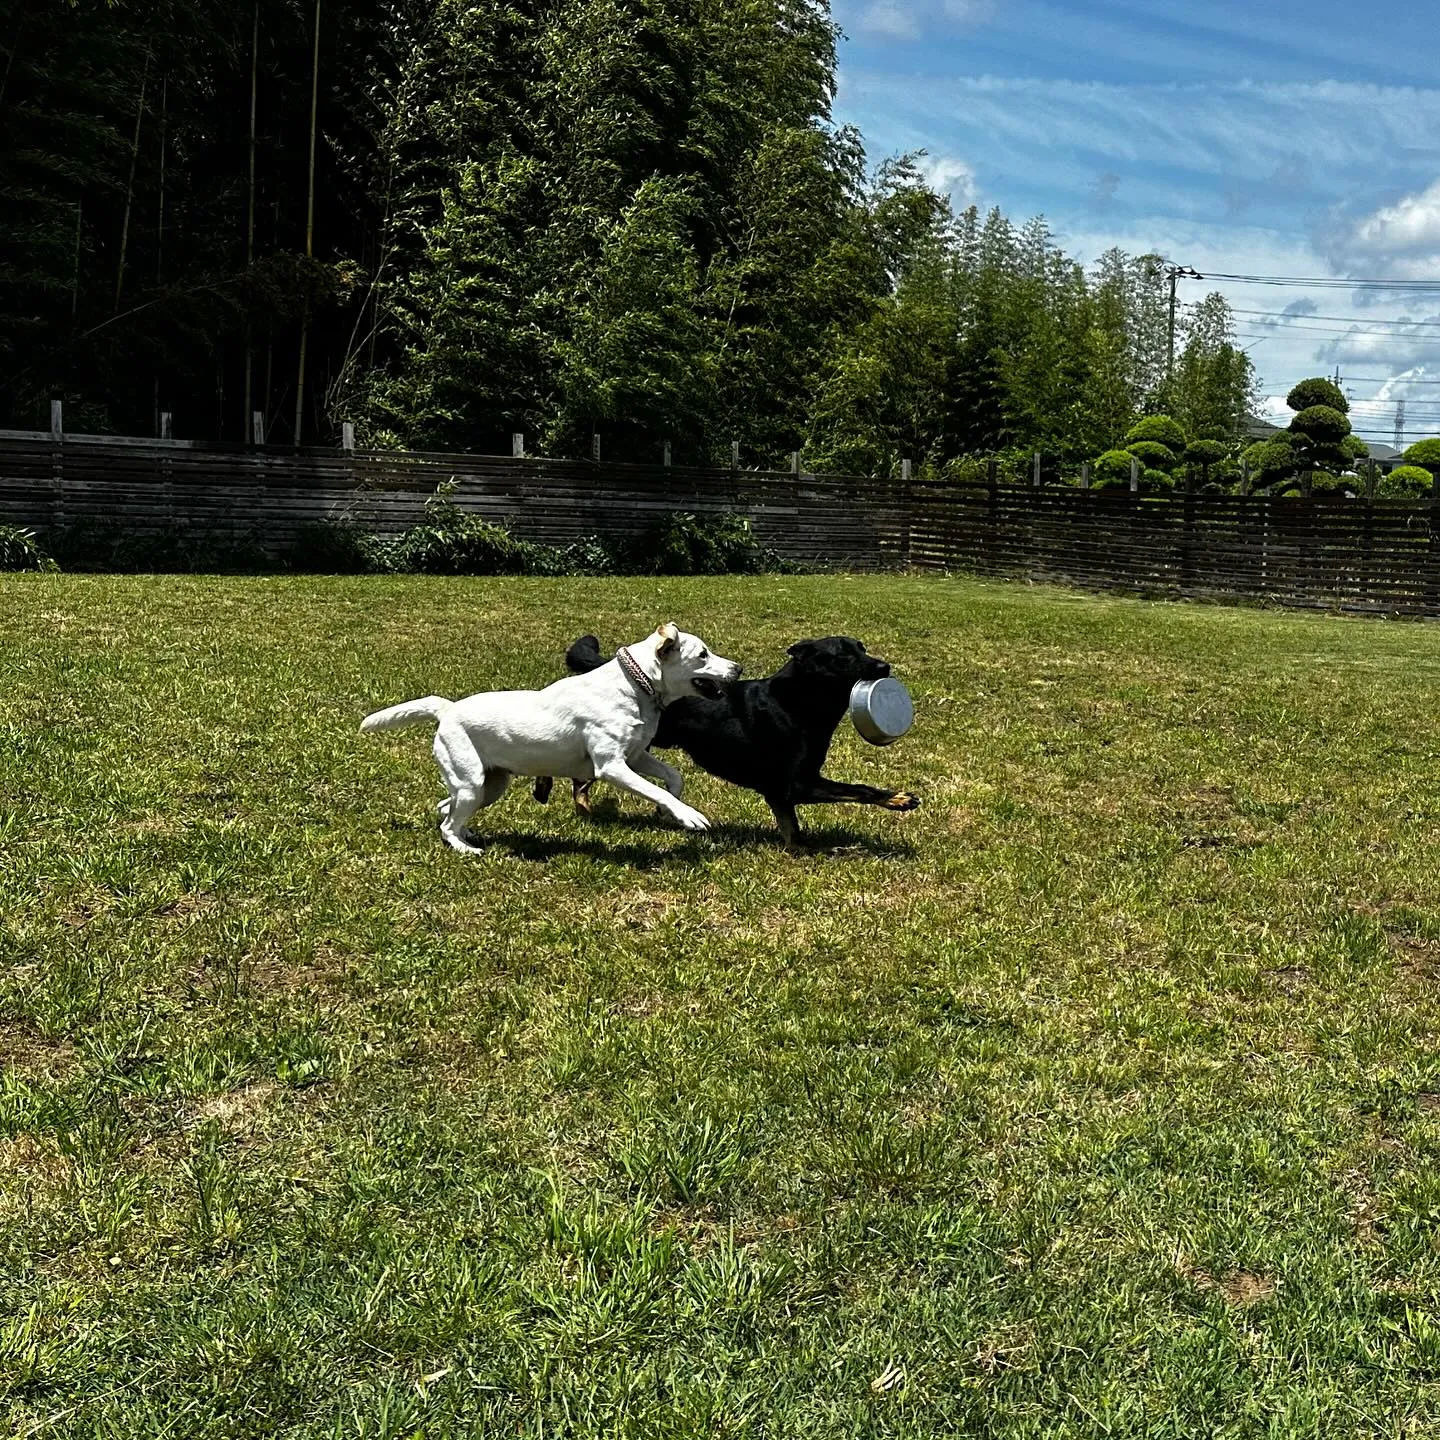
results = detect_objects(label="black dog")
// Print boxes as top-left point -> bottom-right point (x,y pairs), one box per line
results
534,634 -> 919,845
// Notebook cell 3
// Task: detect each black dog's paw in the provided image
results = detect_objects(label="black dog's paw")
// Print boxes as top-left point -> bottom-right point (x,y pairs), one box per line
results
533,777 -> 554,804
885,791 -> 920,812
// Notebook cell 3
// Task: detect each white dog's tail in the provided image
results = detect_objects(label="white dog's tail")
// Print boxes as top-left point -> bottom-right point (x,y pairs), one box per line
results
359,695 -> 452,734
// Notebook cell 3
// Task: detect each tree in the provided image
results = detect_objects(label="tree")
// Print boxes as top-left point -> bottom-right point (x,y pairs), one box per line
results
1171,293 -> 1256,441
1185,438 -> 1228,488
1402,439 -> 1440,476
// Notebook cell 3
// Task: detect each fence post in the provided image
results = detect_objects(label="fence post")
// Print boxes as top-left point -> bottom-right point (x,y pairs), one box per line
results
1129,454 -> 1139,493
1032,451 -> 1042,488
591,433 -> 601,463
662,439 -> 671,468
1429,472 -> 1440,616
1366,458 -> 1377,501
1080,461 -> 1091,491
341,421 -> 355,452
730,440 -> 740,470
158,411 -> 172,440
49,401 -> 64,534
252,410 -> 265,446
1240,457 -> 1250,496
900,459 -> 913,569
790,451 -> 801,475
1301,469 -> 1312,499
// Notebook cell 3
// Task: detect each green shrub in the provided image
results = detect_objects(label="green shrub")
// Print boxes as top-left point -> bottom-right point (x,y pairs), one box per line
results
554,535 -> 624,575
1185,439 -> 1228,468
1403,439 -> 1440,473
1141,468 -> 1175,494
0,524 -> 58,572
1378,465 -> 1434,499
1125,415 -> 1187,452
941,455 -> 993,485
634,511 -> 782,576
1092,449 -> 1135,485
1286,377 -> 1347,413
395,490 -> 550,575
1342,434 -> 1371,465
288,518 -> 393,574
1243,436 -> 1298,489
50,525 -> 269,572
1289,405 -> 1351,446
1126,439 -> 1177,471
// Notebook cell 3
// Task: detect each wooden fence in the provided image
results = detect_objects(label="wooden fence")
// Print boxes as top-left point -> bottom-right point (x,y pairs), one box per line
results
3,432 -> 1440,615
0,432 -> 906,571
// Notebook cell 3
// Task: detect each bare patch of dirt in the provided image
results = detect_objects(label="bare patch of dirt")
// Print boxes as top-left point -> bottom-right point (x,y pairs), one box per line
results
1186,1266 -> 1276,1306
1263,966 -> 1310,996
0,1019 -> 77,1080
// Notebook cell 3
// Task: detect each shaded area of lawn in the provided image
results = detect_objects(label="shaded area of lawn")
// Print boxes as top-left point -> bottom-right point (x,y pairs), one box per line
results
5,573 -> 1440,1436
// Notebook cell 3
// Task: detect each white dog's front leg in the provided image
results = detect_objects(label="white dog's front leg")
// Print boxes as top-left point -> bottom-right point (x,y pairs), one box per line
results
631,748 -> 683,799
595,757 -> 709,831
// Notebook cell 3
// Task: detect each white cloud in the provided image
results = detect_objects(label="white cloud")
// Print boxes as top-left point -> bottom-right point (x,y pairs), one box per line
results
858,0 -> 919,38
1327,179 -> 1440,280
941,0 -> 995,23
917,153 -> 977,205
851,0 -> 994,41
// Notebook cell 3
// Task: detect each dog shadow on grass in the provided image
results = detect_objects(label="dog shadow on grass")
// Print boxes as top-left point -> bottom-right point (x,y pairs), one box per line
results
473,808 -> 916,865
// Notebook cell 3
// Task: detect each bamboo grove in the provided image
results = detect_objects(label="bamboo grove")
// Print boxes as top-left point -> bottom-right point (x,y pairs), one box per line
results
0,0 -> 1258,471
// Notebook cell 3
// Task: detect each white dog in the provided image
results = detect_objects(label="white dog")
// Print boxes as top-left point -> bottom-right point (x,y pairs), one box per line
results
360,623 -> 741,853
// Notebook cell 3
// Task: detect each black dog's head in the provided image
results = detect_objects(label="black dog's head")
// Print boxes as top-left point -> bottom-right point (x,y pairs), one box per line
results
784,636 -> 891,686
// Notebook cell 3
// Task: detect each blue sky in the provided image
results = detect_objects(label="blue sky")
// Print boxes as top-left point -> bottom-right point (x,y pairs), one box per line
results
829,0 -> 1440,443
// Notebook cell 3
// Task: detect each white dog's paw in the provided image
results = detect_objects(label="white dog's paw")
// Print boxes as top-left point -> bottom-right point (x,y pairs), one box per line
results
673,805 -> 711,832
440,825 -> 483,854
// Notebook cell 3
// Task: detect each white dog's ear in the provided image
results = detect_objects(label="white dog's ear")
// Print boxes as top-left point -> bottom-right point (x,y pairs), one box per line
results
656,622 -> 679,658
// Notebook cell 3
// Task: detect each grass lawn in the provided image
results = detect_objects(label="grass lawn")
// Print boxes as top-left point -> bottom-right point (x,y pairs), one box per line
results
7,572 -> 1440,1437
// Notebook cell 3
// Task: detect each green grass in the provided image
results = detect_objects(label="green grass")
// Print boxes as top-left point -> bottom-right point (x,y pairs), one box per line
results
6,572 -> 1440,1437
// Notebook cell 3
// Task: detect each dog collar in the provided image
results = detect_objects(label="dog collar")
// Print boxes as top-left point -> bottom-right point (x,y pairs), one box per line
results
616,646 -> 664,707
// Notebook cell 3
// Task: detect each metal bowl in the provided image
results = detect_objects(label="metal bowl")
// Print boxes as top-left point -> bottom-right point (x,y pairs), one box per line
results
849,676 -> 914,746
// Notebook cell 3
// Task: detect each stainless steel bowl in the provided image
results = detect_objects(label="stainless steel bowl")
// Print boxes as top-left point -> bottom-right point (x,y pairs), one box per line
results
849,676 -> 914,746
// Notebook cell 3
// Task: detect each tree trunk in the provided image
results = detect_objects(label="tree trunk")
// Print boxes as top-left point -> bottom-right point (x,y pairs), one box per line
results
294,0 -> 321,445
114,48 -> 151,313
243,0 -> 258,441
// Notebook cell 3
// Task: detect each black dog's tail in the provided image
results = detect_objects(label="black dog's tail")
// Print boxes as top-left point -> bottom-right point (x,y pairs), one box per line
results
565,634 -> 606,674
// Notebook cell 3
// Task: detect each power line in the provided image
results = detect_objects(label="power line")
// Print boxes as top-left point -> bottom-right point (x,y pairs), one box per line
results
1204,271 -> 1440,290
1228,306 -> 1440,329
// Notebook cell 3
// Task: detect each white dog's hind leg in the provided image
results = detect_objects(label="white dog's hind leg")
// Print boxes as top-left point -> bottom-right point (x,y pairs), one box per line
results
595,755 -> 710,832
433,720 -> 490,852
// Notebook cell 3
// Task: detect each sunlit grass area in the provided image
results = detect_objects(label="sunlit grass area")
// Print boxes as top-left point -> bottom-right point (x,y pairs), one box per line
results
6,572 -> 1440,1436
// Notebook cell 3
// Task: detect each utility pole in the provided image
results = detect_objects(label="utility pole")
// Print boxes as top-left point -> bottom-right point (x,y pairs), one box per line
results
1165,263 -> 1203,387
1395,398 -> 1406,450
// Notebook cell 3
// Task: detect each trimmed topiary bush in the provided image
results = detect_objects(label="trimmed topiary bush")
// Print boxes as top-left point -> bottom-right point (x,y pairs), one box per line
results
1126,440 -> 1177,470
1378,464 -> 1434,499
1403,438 -> 1440,474
1092,449 -> 1135,486
1341,434 -> 1371,467
1289,405 -> 1352,447
1125,415 -> 1187,452
1286,377 -> 1347,413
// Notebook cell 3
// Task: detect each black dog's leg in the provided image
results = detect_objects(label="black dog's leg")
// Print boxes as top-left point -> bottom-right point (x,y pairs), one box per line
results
766,797 -> 804,848
795,776 -> 920,812
533,777 -> 554,804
